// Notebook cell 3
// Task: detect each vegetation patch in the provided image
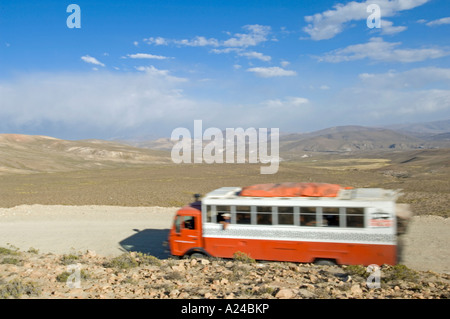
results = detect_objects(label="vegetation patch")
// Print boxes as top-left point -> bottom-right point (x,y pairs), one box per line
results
0,257 -> 21,265
103,252 -> 161,270
0,246 -> 20,256
383,264 -> 419,284
103,253 -> 138,270
60,254 -> 81,265
56,269 -> 90,283
233,251 -> 256,264
0,279 -> 41,299
345,264 -> 370,279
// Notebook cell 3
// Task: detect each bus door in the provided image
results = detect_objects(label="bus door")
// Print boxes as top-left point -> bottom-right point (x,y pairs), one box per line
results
172,213 -> 202,255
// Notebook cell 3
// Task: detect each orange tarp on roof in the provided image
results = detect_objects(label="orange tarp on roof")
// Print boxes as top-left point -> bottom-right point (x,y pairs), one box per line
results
240,182 -> 350,198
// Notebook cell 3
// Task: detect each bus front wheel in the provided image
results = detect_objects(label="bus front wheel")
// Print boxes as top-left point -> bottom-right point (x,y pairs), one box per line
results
189,252 -> 207,259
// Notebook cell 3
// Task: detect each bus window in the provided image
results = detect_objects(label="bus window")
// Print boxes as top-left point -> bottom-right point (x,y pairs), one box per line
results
323,207 -> 340,227
175,216 -> 182,233
256,206 -> 272,225
176,216 -> 196,232
346,207 -> 365,228
184,216 -> 196,230
217,206 -> 230,223
236,206 -> 251,224
278,207 -> 294,225
300,207 -> 317,226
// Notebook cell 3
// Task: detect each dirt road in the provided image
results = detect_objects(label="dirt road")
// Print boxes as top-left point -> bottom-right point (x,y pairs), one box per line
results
0,205 -> 448,274
0,205 -> 177,258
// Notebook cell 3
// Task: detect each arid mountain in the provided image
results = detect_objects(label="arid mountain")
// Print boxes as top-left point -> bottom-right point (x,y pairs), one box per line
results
0,134 -> 170,175
279,126 -> 432,153
128,121 -> 450,155
422,132 -> 450,141
384,119 -> 450,138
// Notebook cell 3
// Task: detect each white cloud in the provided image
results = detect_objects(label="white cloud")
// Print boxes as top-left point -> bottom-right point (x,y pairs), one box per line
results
317,37 -> 449,63
81,55 -> 105,67
145,24 -> 271,49
212,48 -> 271,62
426,17 -> 450,26
126,53 -> 170,60
380,20 -> 407,35
246,96 -> 312,128
329,67 -> 450,123
2,66 -> 448,140
303,0 -> 430,40
142,25 -> 273,70
267,97 -> 309,107
358,67 -> 450,89
144,37 -> 168,45
239,51 -> 271,62
222,25 -> 271,48
174,36 -> 220,47
0,69 -> 312,139
210,48 -> 240,54
246,66 -> 297,78
0,70 -> 199,138
134,65 -> 187,82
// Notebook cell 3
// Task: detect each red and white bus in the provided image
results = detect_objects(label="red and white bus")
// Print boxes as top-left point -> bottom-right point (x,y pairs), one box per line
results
168,183 -> 409,266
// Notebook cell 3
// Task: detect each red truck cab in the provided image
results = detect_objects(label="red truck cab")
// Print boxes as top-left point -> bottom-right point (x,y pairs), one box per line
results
168,200 -> 206,258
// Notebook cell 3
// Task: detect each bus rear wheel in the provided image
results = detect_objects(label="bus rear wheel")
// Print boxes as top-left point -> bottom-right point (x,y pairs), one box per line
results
314,259 -> 337,266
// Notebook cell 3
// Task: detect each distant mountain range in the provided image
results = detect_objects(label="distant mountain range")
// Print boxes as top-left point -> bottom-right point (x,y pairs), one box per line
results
124,119 -> 450,154
0,119 -> 449,174
279,124 -> 450,153
384,119 -> 450,138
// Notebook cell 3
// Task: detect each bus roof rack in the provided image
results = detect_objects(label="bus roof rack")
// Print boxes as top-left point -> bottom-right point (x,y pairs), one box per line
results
204,183 -> 400,201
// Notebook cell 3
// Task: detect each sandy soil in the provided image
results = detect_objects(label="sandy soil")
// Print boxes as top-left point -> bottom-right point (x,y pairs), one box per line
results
0,205 -> 448,274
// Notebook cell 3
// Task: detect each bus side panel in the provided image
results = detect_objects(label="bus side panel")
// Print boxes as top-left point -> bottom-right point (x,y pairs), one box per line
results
203,237 -> 396,266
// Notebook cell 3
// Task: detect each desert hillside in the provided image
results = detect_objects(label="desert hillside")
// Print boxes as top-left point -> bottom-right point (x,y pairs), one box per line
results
0,134 -> 170,175
127,121 -> 450,154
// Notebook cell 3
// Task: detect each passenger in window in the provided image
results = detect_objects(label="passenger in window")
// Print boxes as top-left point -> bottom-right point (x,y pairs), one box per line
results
300,215 -> 317,226
220,213 -> 231,230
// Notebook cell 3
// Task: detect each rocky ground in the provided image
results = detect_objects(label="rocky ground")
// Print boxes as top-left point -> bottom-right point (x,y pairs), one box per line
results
1,248 -> 449,299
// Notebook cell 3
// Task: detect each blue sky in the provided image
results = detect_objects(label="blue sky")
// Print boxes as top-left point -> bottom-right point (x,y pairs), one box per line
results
0,0 -> 449,140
